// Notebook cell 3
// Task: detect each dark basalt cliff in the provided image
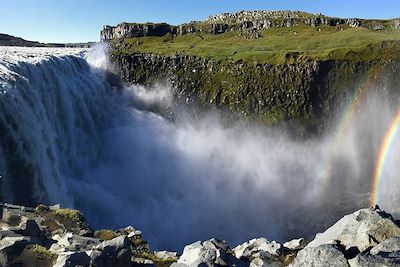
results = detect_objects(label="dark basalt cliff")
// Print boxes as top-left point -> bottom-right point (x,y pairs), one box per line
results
111,51 -> 400,131
0,33 -> 43,47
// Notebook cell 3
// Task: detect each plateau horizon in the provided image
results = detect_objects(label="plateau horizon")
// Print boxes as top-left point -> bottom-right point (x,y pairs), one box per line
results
0,0 -> 400,43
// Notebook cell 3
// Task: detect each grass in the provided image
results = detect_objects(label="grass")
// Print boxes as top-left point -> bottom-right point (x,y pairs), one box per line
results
54,208 -> 82,222
132,251 -> 177,266
53,208 -> 89,230
94,229 -> 120,241
28,245 -> 56,259
112,24 -> 400,64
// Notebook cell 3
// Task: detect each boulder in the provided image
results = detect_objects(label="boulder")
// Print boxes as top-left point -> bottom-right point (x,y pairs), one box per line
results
90,235 -> 131,267
248,252 -> 282,267
96,235 -> 130,251
2,209 -> 22,226
50,233 -> 100,253
53,251 -> 91,267
0,230 -> 23,239
370,237 -> 400,256
289,244 -> 349,267
154,250 -> 179,261
348,253 -> 400,267
283,238 -> 307,251
173,239 -> 243,267
234,238 -> 281,259
234,238 -> 284,266
16,218 -> 42,237
0,236 -> 37,255
306,208 -> 400,252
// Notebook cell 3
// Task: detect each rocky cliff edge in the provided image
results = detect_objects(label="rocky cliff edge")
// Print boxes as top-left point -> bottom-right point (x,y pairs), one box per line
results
1,203 -> 400,266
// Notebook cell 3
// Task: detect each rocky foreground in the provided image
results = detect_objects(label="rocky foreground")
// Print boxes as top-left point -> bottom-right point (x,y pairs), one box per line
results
0,204 -> 400,266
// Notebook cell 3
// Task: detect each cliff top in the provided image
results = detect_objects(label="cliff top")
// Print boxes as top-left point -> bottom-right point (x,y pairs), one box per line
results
110,26 -> 400,64
206,10 -> 322,23
104,10 -> 400,64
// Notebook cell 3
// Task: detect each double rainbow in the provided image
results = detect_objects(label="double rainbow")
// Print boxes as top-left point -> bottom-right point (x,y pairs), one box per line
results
370,110 -> 400,206
318,69 -> 379,203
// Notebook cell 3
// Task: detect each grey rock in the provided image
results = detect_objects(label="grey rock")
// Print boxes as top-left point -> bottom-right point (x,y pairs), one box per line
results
173,238 -> 243,267
289,244 -> 349,267
90,235 -> 131,267
0,251 -> 6,267
2,208 -> 22,226
0,230 -> 23,239
349,253 -> 400,267
53,251 -> 91,267
96,235 -> 130,251
154,250 -> 179,261
50,233 -> 100,253
234,238 -> 282,267
17,218 -> 42,237
49,204 -> 62,210
283,238 -> 307,251
0,236 -> 36,255
370,237 -> 400,255
306,208 -> 400,252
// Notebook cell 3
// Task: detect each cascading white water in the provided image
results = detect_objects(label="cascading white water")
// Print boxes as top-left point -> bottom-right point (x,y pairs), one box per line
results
0,45 -> 398,251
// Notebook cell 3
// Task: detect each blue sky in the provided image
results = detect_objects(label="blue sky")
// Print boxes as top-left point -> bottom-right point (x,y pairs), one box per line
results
0,0 -> 399,43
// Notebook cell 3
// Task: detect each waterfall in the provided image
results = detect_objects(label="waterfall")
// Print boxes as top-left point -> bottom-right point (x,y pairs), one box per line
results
0,46 -> 398,251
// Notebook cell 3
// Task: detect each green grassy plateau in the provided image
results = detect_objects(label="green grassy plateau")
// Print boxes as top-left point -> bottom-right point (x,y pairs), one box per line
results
112,24 -> 400,64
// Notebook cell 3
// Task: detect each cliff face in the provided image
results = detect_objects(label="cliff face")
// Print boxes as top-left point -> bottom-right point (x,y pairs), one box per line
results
110,52 -> 400,129
0,33 -> 43,47
105,10 -> 400,130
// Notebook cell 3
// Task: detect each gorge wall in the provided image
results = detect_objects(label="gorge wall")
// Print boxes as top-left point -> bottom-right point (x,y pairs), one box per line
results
104,10 -> 400,130
110,49 -> 400,131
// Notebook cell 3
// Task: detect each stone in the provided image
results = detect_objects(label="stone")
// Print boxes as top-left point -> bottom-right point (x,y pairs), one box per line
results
306,208 -> 400,252
49,204 -> 61,211
370,237 -> 400,256
96,235 -> 130,251
283,238 -> 307,251
50,233 -> 100,253
173,239 -> 242,267
348,253 -> 400,267
17,218 -> 42,237
289,244 -> 350,267
0,236 -> 35,255
2,209 -> 22,226
116,225 -> 136,235
234,238 -> 281,259
154,250 -> 179,261
249,256 -> 282,267
90,235 -> 131,267
53,251 -> 91,267
0,230 -> 23,239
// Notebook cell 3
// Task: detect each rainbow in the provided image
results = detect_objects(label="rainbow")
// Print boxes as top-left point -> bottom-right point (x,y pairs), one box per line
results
317,73 -> 374,203
315,65 -> 388,204
370,110 -> 400,206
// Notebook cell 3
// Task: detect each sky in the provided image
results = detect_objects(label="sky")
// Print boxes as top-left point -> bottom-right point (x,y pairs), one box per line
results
0,0 -> 399,43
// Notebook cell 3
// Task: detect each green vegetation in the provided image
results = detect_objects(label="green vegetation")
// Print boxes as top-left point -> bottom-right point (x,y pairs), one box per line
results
112,24 -> 400,64
54,208 -> 83,223
132,251 -> 177,267
94,229 -> 120,240
53,208 -> 90,231
28,245 -> 56,259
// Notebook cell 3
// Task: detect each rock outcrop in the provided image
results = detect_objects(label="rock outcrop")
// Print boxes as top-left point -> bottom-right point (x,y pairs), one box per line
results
169,206 -> 400,267
0,203 -> 176,267
2,203 -> 400,266
101,10 -> 399,41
